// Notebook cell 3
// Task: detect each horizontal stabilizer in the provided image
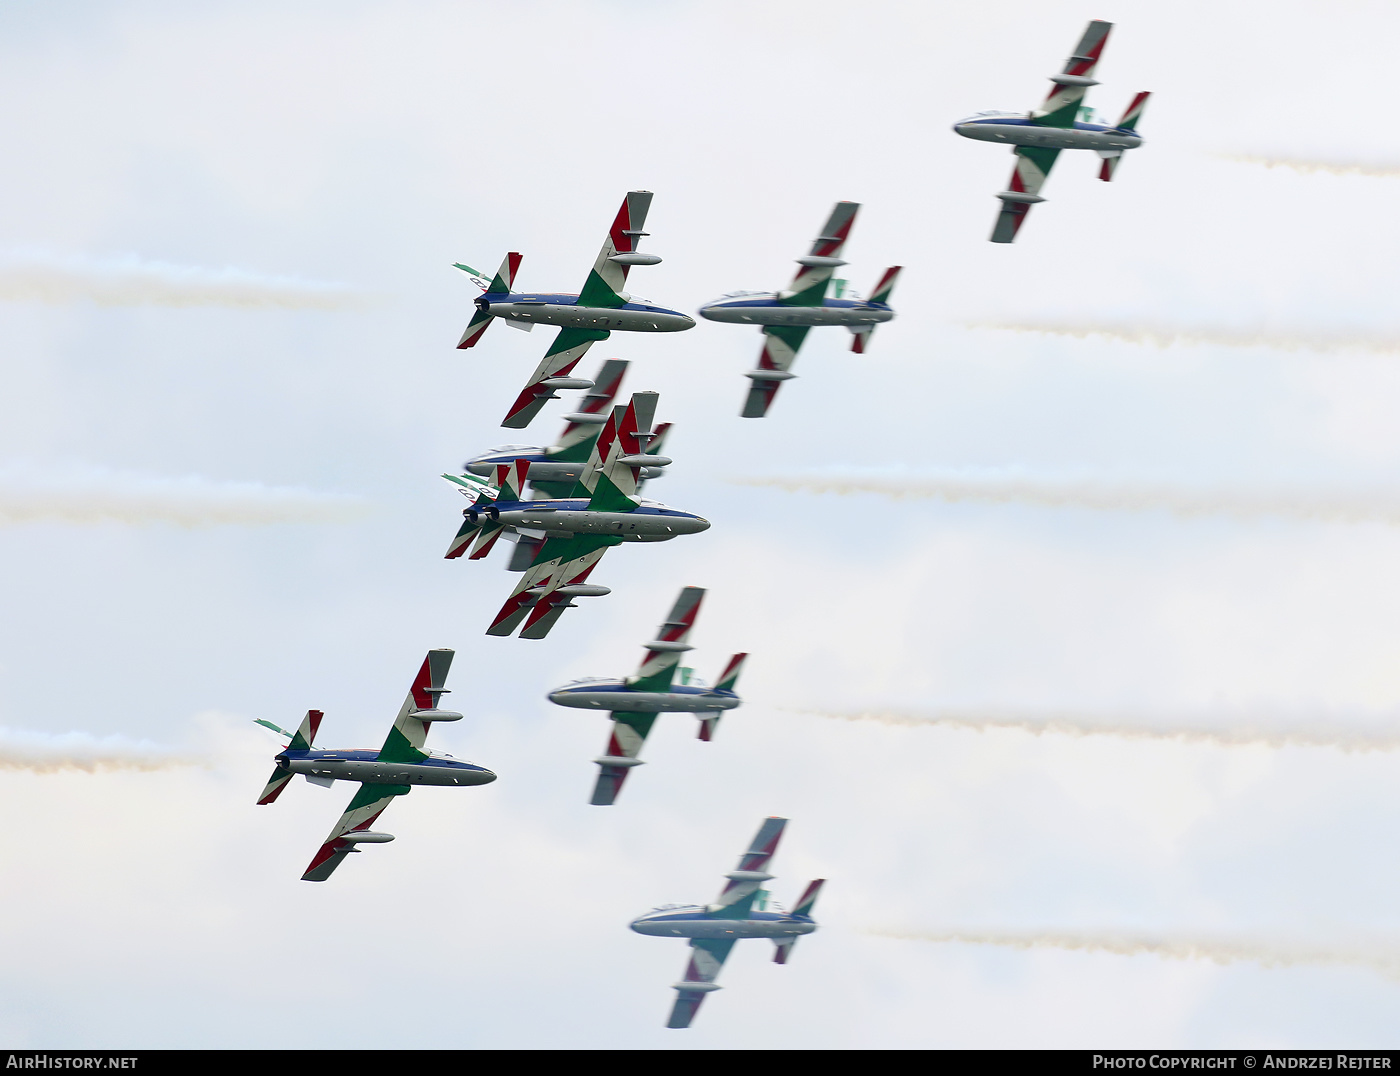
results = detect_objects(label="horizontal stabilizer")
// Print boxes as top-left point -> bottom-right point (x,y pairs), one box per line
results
256,768 -> 294,805
792,877 -> 826,917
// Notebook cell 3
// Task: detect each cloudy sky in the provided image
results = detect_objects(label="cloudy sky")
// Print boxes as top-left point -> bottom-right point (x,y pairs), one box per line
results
1,0 -> 1399,1049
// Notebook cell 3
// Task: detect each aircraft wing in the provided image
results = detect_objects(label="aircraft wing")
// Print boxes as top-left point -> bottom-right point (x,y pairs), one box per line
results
667,938 -> 736,1029
300,650 -> 454,882
301,783 -> 406,882
1034,20 -> 1111,129
990,146 -> 1061,243
590,712 -> 659,805
546,358 -> 629,458
711,816 -> 788,918
990,20 -> 1110,243
741,326 -> 809,418
499,192 -> 655,430
576,190 -> 654,309
501,327 -> 610,430
485,534 -> 619,639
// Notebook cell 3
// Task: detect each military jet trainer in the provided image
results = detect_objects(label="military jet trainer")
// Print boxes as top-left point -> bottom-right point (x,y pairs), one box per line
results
697,200 -> 900,418
453,190 -> 694,429
953,19 -> 1150,243
443,391 -> 710,639
463,357 -> 673,523
255,649 -> 495,882
547,585 -> 746,805
630,817 -> 824,1029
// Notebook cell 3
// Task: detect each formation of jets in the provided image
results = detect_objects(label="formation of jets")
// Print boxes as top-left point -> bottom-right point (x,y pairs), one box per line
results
253,17 -> 1149,1029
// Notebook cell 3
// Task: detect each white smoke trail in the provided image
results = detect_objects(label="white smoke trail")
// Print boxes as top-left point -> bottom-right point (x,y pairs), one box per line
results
0,727 -> 199,773
966,318 -> 1400,356
0,464 -> 372,527
0,250 -> 371,310
738,470 -> 1400,526
1221,153 -> 1400,179
795,708 -> 1400,752
865,927 -> 1400,982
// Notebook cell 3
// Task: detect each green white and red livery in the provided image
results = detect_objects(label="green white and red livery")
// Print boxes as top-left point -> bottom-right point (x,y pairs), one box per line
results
254,649 -> 495,882
547,585 -> 747,804
629,817 -> 825,1029
698,201 -> 901,418
953,20 -> 1150,242
442,391 -> 709,639
454,191 -> 694,429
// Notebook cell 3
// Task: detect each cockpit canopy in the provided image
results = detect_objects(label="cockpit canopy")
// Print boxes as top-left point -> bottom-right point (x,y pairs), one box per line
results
958,110 -> 1022,122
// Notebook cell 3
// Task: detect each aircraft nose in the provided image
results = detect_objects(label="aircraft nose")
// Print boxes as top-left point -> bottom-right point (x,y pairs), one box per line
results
677,313 -> 696,329
693,517 -> 710,532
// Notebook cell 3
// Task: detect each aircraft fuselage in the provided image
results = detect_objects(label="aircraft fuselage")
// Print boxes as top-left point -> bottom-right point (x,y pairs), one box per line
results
698,295 -> 894,328
630,907 -> 817,940
465,497 -> 709,542
548,681 -> 741,713
478,291 -> 695,333
277,748 -> 497,787
952,116 -> 1143,151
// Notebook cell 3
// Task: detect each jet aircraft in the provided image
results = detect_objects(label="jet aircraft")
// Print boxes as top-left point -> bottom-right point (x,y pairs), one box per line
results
464,357 -> 673,504
952,20 -> 1150,243
630,816 -> 824,1029
697,201 -> 900,418
454,191 -> 695,429
443,391 -> 710,639
547,585 -> 746,804
255,649 -> 495,882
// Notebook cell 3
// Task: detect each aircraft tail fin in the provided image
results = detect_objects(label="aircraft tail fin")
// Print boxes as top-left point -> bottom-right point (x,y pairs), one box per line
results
866,265 -> 901,305
1100,93 -> 1149,181
697,653 -> 747,741
713,652 -> 747,693
850,266 -> 901,354
443,474 -> 501,560
791,877 -> 825,917
493,459 -> 529,503
454,253 -> 520,349
1114,90 -> 1150,133
772,880 -> 824,963
256,709 -> 323,804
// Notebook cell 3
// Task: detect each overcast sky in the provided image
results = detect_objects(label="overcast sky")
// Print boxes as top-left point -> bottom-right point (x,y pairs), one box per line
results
2,0 -> 1400,1049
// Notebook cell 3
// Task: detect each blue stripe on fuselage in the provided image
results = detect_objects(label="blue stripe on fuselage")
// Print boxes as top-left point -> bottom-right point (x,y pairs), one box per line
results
277,749 -> 487,771
965,118 -> 1127,134
486,292 -> 684,315
705,297 -> 888,312
552,683 -> 736,699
